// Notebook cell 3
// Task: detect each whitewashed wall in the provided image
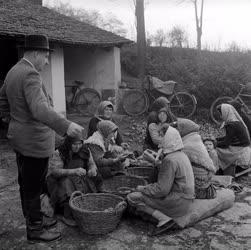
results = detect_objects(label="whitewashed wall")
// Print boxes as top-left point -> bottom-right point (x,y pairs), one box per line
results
41,44 -> 66,116
64,46 -> 121,95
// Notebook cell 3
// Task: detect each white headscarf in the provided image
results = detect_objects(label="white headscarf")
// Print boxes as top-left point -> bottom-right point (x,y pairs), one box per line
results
160,126 -> 184,154
221,104 -> 250,138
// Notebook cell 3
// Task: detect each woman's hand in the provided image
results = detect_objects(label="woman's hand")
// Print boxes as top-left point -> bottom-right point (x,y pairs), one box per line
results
136,185 -> 145,192
73,168 -> 86,177
121,142 -> 129,150
88,168 -> 97,177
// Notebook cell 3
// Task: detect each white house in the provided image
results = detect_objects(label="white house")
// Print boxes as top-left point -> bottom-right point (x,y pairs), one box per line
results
0,0 -> 131,116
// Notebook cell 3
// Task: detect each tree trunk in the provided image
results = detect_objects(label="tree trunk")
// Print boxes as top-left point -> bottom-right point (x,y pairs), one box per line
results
135,0 -> 146,88
193,0 -> 204,51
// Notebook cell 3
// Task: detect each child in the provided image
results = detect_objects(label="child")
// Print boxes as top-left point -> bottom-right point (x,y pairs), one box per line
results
203,136 -> 220,172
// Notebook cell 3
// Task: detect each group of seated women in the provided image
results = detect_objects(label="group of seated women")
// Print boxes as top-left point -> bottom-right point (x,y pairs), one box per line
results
46,97 -> 251,236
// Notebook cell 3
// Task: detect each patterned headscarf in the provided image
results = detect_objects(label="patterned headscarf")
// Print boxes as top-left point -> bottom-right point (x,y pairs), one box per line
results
97,120 -> 118,139
160,126 -> 184,154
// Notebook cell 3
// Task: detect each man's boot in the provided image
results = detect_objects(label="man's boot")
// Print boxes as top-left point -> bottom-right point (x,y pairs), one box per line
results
27,221 -> 61,243
43,214 -> 57,229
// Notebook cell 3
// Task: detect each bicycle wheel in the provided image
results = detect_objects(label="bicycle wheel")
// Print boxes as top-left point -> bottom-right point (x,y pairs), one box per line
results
169,92 -> 197,118
74,88 -> 101,116
122,89 -> 149,116
210,96 -> 233,124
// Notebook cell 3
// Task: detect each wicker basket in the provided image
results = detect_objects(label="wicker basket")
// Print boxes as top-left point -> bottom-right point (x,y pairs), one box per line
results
69,191 -> 127,235
102,175 -> 147,198
127,167 -> 157,183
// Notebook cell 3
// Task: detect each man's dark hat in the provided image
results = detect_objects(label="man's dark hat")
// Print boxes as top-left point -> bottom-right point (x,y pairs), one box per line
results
20,34 -> 53,52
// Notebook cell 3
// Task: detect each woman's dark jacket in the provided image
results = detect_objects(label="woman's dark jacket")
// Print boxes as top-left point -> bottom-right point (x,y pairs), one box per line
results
217,121 -> 250,148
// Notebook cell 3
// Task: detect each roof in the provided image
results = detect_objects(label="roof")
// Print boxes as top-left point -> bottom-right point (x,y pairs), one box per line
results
0,0 -> 132,47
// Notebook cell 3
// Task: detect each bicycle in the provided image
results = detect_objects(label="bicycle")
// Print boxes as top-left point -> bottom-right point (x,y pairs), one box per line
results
65,80 -> 101,116
122,76 -> 197,118
210,83 -> 251,124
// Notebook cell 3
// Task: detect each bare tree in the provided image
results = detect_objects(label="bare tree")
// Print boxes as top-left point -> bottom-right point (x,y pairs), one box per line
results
146,31 -> 153,46
176,0 -> 204,50
168,25 -> 188,48
135,0 -> 146,86
193,0 -> 204,50
44,0 -> 127,37
153,29 -> 167,47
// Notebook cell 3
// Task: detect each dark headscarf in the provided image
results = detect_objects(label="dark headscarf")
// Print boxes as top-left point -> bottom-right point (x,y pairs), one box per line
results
57,135 -> 89,166
150,97 -> 170,112
150,97 -> 177,122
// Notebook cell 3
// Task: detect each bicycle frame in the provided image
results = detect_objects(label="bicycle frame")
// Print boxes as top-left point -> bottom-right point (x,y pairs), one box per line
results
65,81 -> 85,106
233,84 -> 251,114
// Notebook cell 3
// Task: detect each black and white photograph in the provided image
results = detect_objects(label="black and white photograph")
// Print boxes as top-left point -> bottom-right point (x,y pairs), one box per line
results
0,0 -> 251,249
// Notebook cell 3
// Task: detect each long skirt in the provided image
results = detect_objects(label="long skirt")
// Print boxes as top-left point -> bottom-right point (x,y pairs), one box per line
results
216,146 -> 251,170
47,175 -> 102,208
127,191 -> 193,218
192,163 -> 216,199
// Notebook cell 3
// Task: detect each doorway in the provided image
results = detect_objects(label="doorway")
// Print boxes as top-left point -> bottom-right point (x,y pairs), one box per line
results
0,38 -> 19,87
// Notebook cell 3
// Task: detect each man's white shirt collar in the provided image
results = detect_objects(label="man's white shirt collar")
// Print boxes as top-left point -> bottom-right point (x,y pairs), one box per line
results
23,58 -> 35,69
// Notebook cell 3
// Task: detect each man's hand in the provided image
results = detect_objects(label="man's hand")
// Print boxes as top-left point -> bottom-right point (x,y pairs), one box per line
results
88,168 -> 97,177
73,168 -> 86,177
67,122 -> 84,137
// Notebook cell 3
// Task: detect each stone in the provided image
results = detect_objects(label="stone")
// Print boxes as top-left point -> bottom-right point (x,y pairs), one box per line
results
244,196 -> 251,202
152,244 -> 180,250
96,239 -> 129,250
231,224 -> 251,237
210,239 -> 229,250
219,202 -> 251,222
183,228 -> 202,238
109,228 -> 137,243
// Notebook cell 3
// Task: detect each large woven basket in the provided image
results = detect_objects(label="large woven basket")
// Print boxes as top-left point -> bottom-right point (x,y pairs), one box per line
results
69,191 -> 127,235
127,167 -> 157,183
102,175 -> 147,198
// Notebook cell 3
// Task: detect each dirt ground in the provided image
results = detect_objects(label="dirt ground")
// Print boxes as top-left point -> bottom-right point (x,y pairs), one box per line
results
0,114 -> 251,250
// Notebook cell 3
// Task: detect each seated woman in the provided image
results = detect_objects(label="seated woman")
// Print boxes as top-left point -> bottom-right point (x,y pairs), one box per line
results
84,120 -> 128,179
176,118 -> 216,199
47,135 -> 102,227
144,97 -> 176,151
203,136 -> 220,172
87,101 -> 123,146
127,126 -> 195,236
229,100 -> 251,137
147,108 -> 170,148
216,103 -> 251,176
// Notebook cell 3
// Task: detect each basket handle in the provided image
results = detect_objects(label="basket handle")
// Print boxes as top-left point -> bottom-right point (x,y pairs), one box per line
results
114,201 -> 127,215
69,191 -> 83,203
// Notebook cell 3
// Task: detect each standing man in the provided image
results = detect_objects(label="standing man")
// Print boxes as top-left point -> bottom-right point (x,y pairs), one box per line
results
0,34 -> 84,243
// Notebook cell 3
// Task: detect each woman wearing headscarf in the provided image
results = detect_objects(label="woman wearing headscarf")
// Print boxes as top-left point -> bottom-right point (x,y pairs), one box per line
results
216,103 -> 251,175
228,100 -> 251,137
84,120 -> 128,179
177,119 -> 217,199
144,97 -> 176,151
47,135 -> 102,226
127,126 -> 195,236
87,101 -> 123,146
